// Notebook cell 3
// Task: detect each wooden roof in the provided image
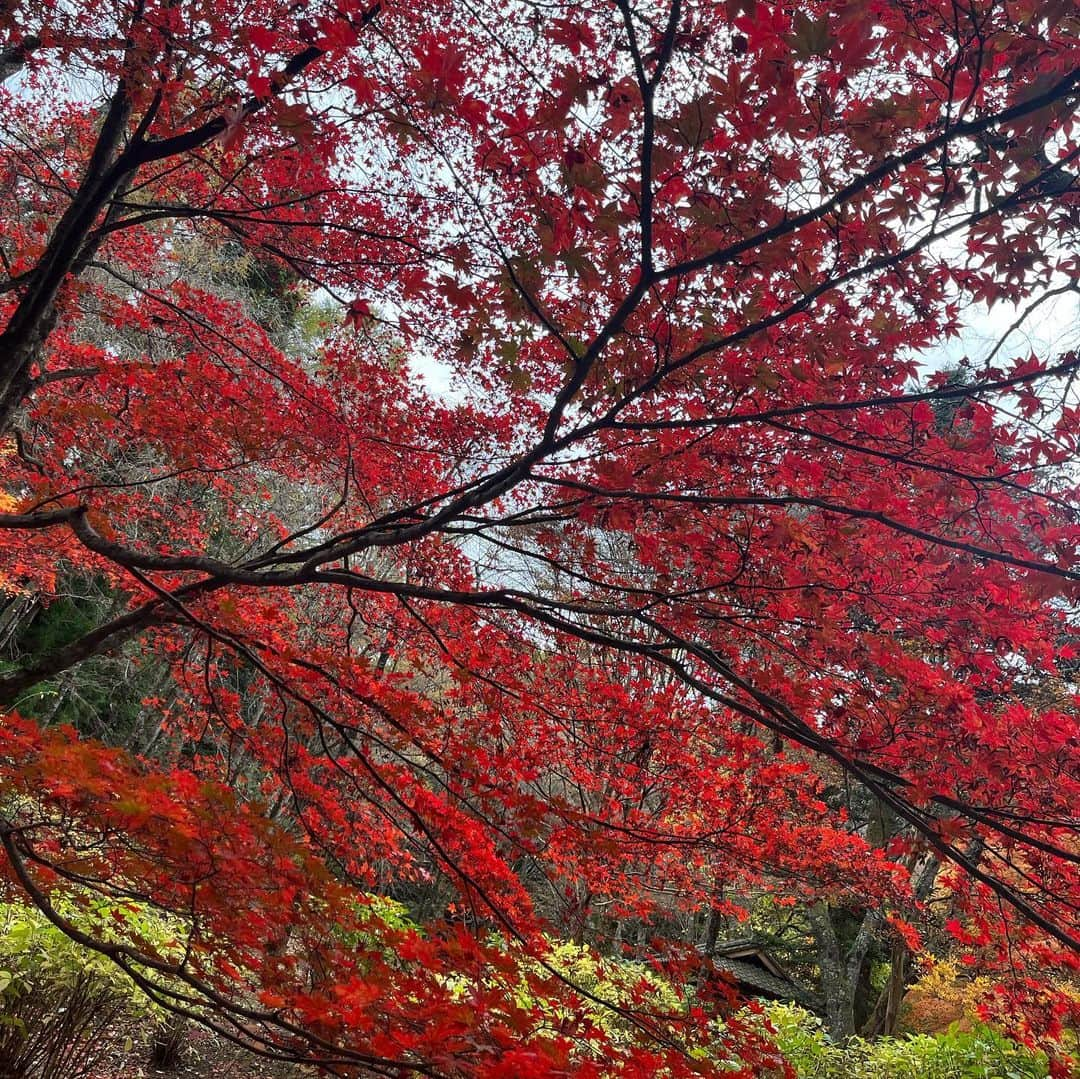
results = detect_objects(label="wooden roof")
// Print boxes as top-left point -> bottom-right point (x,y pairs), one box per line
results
712,938 -> 821,1010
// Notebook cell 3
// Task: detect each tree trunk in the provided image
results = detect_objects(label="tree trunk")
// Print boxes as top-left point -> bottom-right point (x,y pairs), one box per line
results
861,943 -> 907,1036
808,902 -> 856,1038
808,901 -> 883,1040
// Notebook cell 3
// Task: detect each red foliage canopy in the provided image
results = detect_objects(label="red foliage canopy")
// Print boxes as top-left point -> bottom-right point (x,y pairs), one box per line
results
0,0 -> 1078,1072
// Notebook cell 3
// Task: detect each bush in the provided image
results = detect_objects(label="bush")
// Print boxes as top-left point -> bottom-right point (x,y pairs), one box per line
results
763,1002 -> 1050,1079
0,897 -> 179,1077
149,1013 -> 189,1069
0,968 -> 126,1079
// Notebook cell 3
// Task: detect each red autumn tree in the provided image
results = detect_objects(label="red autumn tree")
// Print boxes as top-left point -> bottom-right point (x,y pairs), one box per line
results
0,0 -> 1078,1073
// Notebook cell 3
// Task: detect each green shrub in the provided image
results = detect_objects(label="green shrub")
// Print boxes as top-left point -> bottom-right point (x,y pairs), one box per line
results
0,898 -> 181,1076
762,1002 -> 1050,1079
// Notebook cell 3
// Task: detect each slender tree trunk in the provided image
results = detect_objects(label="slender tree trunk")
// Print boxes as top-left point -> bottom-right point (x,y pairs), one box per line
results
883,946 -> 906,1035
703,903 -> 721,958
861,943 -> 907,1036
0,596 -> 37,651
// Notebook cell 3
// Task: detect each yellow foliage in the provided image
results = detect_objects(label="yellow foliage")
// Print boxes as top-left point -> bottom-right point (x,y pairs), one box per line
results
901,957 -> 994,1033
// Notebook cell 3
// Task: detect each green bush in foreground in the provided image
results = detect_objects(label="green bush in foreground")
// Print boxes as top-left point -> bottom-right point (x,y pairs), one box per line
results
0,898 -> 176,1077
764,1002 -> 1051,1079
